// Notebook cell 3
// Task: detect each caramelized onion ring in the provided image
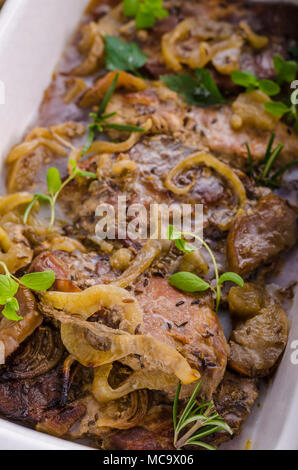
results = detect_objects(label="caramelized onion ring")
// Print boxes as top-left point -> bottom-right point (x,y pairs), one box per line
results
41,305 -> 198,385
162,19 -> 197,72
239,21 -> 268,49
43,284 -> 143,332
0,224 -> 33,274
6,122 -> 85,164
164,152 -> 246,221
2,325 -> 64,380
0,193 -> 34,215
80,71 -> 147,108
72,22 -> 104,76
92,364 -> 177,402
60,320 -> 198,384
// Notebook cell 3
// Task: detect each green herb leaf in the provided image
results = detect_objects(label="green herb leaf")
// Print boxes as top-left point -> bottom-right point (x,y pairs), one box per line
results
174,239 -> 195,253
218,272 -> 244,287
19,270 -> 55,291
231,70 -> 258,89
69,158 -> 97,179
47,168 -> 62,195
167,225 -> 195,253
2,298 -> 22,322
258,79 -> 280,96
231,70 -> 280,96
136,0 -> 168,29
105,36 -> 148,73
167,224 -> 182,240
124,0 -> 168,29
97,72 -> 120,116
273,54 -> 297,84
264,101 -> 290,117
123,0 -> 140,17
76,169 -> 97,179
81,127 -> 96,157
161,68 -> 225,107
169,272 -> 210,293
262,143 -> 284,180
0,275 -> 18,304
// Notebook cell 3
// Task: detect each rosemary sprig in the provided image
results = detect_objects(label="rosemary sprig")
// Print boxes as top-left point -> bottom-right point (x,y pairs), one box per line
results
167,226 -> 243,313
244,133 -> 295,187
81,72 -> 144,157
173,381 -> 233,450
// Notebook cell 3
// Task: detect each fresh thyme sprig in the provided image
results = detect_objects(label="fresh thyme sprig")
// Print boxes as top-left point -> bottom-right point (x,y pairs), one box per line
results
23,159 -> 97,230
0,261 -> 55,322
167,226 -> 243,313
173,381 -> 233,450
81,72 -> 144,157
244,133 -> 298,187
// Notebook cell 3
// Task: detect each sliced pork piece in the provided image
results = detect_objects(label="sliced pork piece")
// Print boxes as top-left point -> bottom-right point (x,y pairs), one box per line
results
135,277 -> 229,399
103,405 -> 174,450
208,371 -> 258,447
187,106 -> 298,169
227,194 -> 297,277
30,250 -> 116,289
36,401 -> 86,437
0,366 -> 62,423
228,283 -> 288,377
103,371 -> 258,451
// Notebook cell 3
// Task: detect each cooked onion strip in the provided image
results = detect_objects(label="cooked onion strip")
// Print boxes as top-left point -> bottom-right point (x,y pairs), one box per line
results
60,320 -> 198,384
6,123 -> 85,164
72,22 -> 105,76
0,224 -> 33,273
162,19 -> 197,72
239,21 -> 268,49
64,78 -> 87,103
6,138 -> 67,164
43,284 -> 143,333
41,295 -> 198,385
80,71 -> 147,108
68,119 -> 151,171
112,240 -> 166,288
165,152 -> 246,219
92,364 -> 177,402
0,192 -> 34,215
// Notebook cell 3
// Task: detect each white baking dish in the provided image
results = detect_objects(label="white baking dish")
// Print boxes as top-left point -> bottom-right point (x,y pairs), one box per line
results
0,0 -> 297,450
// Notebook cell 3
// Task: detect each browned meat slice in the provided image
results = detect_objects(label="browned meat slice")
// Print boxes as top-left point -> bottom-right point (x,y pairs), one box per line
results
104,426 -> 172,451
36,401 -> 86,437
188,106 -> 298,168
29,250 -> 116,290
209,371 -> 258,447
0,367 -> 62,423
135,277 -> 229,399
228,283 -> 288,377
104,371 -> 258,450
103,405 -> 174,450
0,286 -> 42,359
227,194 -> 297,277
